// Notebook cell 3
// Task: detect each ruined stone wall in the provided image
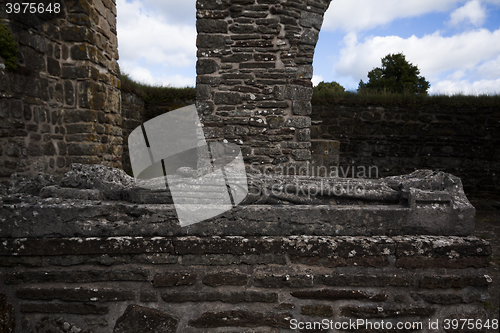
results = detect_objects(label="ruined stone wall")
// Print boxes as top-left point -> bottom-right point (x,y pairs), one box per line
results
0,162 -> 495,332
0,235 -> 492,332
0,0 -> 121,183
312,105 -> 500,194
120,92 -> 195,176
196,0 -> 331,174
120,92 -> 144,175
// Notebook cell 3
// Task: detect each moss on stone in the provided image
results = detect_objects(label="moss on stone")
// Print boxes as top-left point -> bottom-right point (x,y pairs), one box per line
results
0,21 -> 18,71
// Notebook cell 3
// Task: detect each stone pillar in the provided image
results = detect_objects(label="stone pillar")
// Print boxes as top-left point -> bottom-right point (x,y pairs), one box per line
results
0,0 -> 121,182
196,0 -> 331,174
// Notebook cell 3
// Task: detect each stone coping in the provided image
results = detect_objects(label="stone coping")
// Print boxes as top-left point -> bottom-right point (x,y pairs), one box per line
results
0,200 -> 473,237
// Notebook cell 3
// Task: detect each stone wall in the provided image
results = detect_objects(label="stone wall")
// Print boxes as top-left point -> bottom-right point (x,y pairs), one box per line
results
196,0 -> 332,173
0,0 -> 121,183
0,164 -> 494,332
312,105 -> 500,194
120,92 -> 144,175
120,92 -> 195,176
0,235 -> 492,332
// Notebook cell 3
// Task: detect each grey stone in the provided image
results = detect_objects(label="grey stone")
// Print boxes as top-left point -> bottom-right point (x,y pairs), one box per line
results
292,100 -> 312,115
286,85 -> 313,100
197,19 -> 228,33
9,173 -> 57,196
32,318 -> 91,333
113,305 -> 177,333
0,100 -> 8,118
0,294 -> 14,333
197,34 -> 226,48
229,23 -> 256,34
214,92 -> 242,105
285,117 -> 311,129
300,11 -> 324,30
60,163 -> 134,200
0,175 -> 477,236
291,149 -> 311,161
196,59 -> 219,75
40,186 -> 103,200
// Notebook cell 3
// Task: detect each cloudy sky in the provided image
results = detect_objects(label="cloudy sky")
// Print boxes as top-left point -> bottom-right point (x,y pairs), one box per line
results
116,0 -> 500,95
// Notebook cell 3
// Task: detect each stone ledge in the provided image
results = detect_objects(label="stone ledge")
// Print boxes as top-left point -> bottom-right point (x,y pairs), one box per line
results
0,202 -> 473,237
0,236 -> 490,259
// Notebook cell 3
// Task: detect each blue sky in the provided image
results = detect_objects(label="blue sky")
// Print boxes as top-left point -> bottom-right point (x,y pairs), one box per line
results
116,0 -> 500,95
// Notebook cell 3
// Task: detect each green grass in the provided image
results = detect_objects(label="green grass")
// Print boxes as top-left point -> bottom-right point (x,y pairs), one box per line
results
119,73 -> 500,108
311,89 -> 500,107
119,72 -> 196,106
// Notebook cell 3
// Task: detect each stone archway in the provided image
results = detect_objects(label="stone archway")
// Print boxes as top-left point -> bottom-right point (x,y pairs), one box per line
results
195,0 -> 332,173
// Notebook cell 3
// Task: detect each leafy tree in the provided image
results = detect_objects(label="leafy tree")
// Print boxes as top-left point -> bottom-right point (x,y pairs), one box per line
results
358,53 -> 430,94
312,81 -> 346,104
313,81 -> 345,95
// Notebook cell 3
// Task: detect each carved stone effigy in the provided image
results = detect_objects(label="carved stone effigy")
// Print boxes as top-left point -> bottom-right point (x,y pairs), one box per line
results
0,164 -> 476,237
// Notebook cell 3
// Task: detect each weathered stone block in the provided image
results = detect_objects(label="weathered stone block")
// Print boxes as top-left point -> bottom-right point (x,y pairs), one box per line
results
5,269 -> 149,285
196,9 -> 229,19
229,23 -> 256,34
114,305 -> 178,333
267,116 -> 284,129
291,149 -> 311,161
301,305 -> 333,317
0,294 -> 15,333
67,143 -> 100,156
240,62 -> 276,69
22,46 -> 46,70
161,291 -> 277,303
62,65 -> 91,79
17,287 -> 134,302
197,19 -> 228,33
297,128 -> 310,142
214,92 -> 242,105
202,272 -> 248,287
153,272 -> 197,287
196,58 -> 219,75
197,34 -> 226,48
253,272 -> 314,288
189,310 -> 292,328
78,81 -> 105,109
21,302 -> 108,315
419,275 -> 490,289
322,274 -> 411,287
61,26 -> 95,43
340,306 -> 435,319
291,289 -> 387,302
285,117 -> 311,129
292,100 -> 312,115
221,53 -> 253,63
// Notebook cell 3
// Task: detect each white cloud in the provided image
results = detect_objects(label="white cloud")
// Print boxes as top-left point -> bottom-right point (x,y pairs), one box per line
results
312,75 -> 323,86
332,28 -> 500,94
475,54 -> 500,79
116,0 -> 197,72
323,0 -> 467,32
122,64 -> 195,87
448,0 -> 487,27
141,0 -> 196,25
430,78 -> 500,94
